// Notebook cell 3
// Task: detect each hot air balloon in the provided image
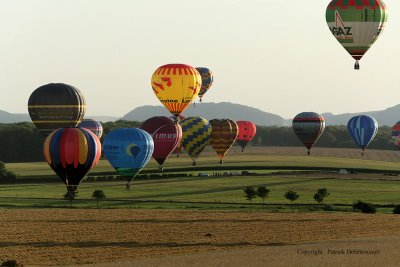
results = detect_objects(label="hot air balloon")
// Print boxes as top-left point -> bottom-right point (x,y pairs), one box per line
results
236,121 -> 257,152
347,115 -> 378,155
78,119 -> 103,139
140,116 -> 182,170
103,128 -> 154,189
43,127 -> 101,194
292,112 -> 325,155
151,64 -> 201,118
28,83 -> 86,133
179,117 -> 212,166
196,67 -> 213,102
209,119 -> 239,164
326,0 -> 387,69
391,121 -> 400,148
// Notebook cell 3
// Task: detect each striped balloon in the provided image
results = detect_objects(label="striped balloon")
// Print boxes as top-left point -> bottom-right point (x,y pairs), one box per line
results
391,121 -> 400,148
103,128 -> 154,184
292,112 -> 325,155
196,67 -> 213,102
78,119 -> 103,139
43,127 -> 101,193
326,0 -> 387,69
179,117 -> 212,166
347,115 -> 378,155
28,83 -> 86,134
209,119 -> 239,164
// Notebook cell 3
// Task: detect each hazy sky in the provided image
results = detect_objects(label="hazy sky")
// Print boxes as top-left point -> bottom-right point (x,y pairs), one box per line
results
0,0 -> 399,119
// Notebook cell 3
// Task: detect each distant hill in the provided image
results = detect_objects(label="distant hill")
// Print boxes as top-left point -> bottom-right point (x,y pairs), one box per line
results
2,103 -> 400,126
0,111 -> 30,123
320,105 -> 400,126
122,102 -> 286,126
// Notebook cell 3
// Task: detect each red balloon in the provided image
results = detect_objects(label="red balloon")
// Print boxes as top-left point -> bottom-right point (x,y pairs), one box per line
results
140,116 -> 182,167
236,121 -> 257,152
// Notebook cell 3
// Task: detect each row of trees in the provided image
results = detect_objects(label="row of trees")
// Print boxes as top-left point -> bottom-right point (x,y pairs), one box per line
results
0,122 -> 396,163
243,186 -> 330,204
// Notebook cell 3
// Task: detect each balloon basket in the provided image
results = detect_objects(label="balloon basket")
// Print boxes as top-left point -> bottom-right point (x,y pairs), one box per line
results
354,61 -> 360,70
192,161 -> 197,166
219,160 -> 223,164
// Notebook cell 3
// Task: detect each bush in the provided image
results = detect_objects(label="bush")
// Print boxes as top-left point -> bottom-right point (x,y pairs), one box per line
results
1,259 -> 22,267
393,205 -> 400,214
284,190 -> 299,202
353,201 -> 376,214
322,204 -> 334,211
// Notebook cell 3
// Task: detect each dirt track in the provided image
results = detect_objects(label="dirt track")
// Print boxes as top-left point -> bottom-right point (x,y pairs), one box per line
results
1,209 -> 400,266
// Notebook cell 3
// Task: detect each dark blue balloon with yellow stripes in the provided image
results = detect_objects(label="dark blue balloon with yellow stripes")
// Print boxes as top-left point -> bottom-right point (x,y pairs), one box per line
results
179,117 -> 212,166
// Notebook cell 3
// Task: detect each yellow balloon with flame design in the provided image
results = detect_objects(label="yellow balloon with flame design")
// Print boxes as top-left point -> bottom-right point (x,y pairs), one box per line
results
151,64 -> 201,117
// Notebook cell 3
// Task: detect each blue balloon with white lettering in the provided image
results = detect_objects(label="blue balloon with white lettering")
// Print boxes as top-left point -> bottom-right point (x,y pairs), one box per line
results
103,128 -> 154,182
347,115 -> 378,155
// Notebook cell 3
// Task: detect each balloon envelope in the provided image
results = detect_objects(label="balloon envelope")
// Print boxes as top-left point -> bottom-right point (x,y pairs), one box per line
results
391,121 -> 400,148
292,112 -> 325,154
28,83 -> 86,133
43,127 -> 101,192
347,115 -> 378,152
179,117 -> 212,166
326,0 -> 387,68
236,121 -> 257,152
151,64 -> 201,117
196,67 -> 213,102
209,119 -> 239,162
103,128 -> 154,180
140,116 -> 182,166
78,119 -> 103,139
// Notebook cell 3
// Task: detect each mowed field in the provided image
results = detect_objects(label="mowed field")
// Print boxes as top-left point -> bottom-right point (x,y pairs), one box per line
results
1,209 -> 400,266
2,147 -> 400,266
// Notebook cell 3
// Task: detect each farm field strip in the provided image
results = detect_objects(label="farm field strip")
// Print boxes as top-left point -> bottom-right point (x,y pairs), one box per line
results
1,209 -> 400,266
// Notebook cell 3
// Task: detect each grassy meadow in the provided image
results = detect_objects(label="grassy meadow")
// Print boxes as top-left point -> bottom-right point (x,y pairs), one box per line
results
1,147 -> 400,212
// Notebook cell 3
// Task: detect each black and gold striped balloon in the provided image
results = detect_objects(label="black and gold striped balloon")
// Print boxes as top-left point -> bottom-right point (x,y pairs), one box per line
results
28,83 -> 86,133
209,119 -> 238,164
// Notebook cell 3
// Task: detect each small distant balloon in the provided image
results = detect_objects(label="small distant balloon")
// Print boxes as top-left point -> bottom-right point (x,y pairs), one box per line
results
78,119 -> 103,139
347,115 -> 378,156
196,67 -> 213,102
236,121 -> 257,152
292,112 -> 325,155
391,121 -> 400,148
209,119 -> 238,164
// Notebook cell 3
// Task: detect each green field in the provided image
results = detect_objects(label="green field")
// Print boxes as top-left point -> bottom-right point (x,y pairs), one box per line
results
2,149 -> 400,212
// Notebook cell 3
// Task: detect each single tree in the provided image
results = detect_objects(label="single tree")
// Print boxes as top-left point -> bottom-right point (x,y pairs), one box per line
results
314,188 -> 330,204
256,186 -> 270,205
92,190 -> 106,208
63,191 -> 76,208
284,190 -> 299,202
243,186 -> 257,204
317,188 -> 330,198
313,193 -> 324,204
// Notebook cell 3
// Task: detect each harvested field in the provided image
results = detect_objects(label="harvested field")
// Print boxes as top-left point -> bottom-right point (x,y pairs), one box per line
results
1,209 -> 400,266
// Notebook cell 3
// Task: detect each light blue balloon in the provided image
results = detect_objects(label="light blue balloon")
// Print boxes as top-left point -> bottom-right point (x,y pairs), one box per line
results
347,115 -> 378,154
103,128 -> 154,180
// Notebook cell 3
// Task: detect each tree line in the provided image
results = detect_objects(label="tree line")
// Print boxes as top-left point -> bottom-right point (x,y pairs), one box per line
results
0,122 -> 395,163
